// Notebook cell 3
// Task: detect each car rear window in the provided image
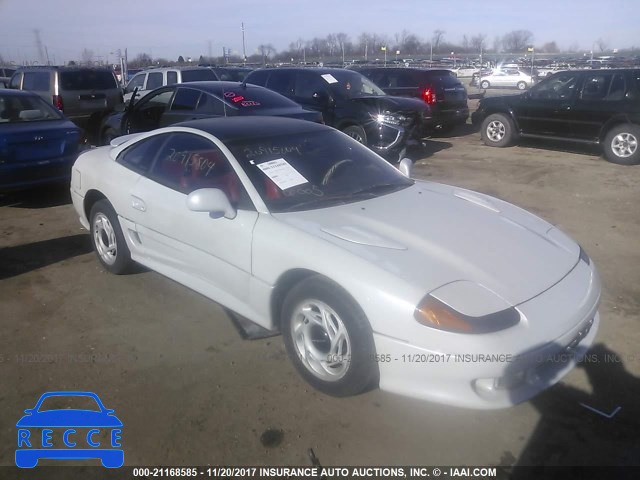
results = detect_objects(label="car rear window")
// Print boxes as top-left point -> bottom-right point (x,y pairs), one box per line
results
22,72 -> 50,91
180,69 -> 217,82
220,87 -> 300,110
60,70 -> 118,90
420,71 -> 462,87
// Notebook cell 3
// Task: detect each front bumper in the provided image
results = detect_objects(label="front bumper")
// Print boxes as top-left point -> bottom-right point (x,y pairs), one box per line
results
374,261 -> 601,409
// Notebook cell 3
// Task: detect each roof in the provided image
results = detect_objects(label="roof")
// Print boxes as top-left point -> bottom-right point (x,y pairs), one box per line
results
139,66 -> 213,72
176,116 -> 332,143
169,81 -> 263,94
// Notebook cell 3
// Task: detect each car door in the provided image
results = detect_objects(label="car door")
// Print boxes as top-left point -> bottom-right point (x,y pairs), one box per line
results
125,88 -> 175,133
292,71 -> 333,123
569,72 -> 625,141
511,71 -> 580,137
126,132 -> 258,304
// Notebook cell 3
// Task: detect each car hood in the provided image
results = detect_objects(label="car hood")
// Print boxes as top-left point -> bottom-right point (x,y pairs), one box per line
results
348,95 -> 430,113
274,182 -> 579,306
16,410 -> 123,427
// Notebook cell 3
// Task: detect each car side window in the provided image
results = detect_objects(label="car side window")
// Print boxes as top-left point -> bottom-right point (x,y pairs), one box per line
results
530,73 -> 579,100
146,72 -> 163,90
166,71 -> 178,85
171,88 -> 201,111
117,134 -> 170,174
126,73 -> 145,93
580,74 -> 612,100
294,72 -> 327,99
149,133 -> 252,209
604,74 -> 625,101
267,71 -> 294,95
22,72 -> 50,92
196,93 -> 226,115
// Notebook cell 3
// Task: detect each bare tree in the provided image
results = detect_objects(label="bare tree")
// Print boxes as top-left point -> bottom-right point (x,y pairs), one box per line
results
492,35 -> 502,53
502,30 -> 534,52
461,35 -> 469,51
541,41 -> 559,53
596,38 -> 608,53
335,32 -> 350,61
129,52 -> 153,68
257,44 -> 276,65
80,48 -> 94,63
433,30 -> 445,52
470,34 -> 487,53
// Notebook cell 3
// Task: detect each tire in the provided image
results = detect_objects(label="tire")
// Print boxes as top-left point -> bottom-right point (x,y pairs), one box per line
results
101,128 -> 118,146
481,113 -> 515,148
603,124 -> 640,165
480,80 -> 490,89
341,125 -> 367,145
281,275 -> 378,397
89,199 -> 132,274
517,81 -> 527,90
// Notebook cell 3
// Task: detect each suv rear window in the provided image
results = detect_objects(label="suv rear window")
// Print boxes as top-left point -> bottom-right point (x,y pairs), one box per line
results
181,69 -> 217,82
23,72 -> 50,91
60,70 -> 118,90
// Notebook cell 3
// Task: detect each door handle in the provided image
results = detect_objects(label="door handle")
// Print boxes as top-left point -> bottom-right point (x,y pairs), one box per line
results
131,196 -> 146,212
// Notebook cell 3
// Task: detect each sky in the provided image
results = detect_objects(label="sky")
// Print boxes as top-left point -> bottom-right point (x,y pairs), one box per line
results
1,0 -> 638,65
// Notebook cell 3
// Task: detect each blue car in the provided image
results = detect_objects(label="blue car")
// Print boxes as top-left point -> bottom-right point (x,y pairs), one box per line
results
0,90 -> 82,192
16,391 -> 123,468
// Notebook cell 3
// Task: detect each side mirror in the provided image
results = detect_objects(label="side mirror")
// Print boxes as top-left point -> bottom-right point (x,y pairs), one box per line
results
186,188 -> 236,219
24,409 -> 34,414
398,158 -> 413,178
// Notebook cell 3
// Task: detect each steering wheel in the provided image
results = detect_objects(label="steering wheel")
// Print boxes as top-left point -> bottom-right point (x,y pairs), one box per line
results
322,159 -> 353,186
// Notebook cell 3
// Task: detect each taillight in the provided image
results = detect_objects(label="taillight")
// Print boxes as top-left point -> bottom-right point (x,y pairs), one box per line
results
53,94 -> 64,111
422,87 -> 436,105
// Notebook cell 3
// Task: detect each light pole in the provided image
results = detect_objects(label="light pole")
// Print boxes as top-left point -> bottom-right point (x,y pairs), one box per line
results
241,22 -> 247,66
381,46 -> 387,66
396,50 -> 400,63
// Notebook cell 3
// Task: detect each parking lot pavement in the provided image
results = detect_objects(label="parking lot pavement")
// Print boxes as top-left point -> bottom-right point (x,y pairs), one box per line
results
1,126 -> 639,469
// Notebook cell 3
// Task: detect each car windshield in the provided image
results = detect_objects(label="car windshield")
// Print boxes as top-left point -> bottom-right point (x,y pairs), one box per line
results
325,70 -> 386,99
0,94 -> 63,123
37,395 -> 101,412
227,129 -> 413,212
60,70 -> 118,90
181,69 -> 218,82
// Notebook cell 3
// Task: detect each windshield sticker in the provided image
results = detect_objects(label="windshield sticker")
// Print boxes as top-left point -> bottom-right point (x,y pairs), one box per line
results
321,74 -> 338,84
256,158 -> 308,190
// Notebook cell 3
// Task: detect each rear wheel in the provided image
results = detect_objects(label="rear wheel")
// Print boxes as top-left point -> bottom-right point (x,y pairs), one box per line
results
342,125 -> 367,145
281,276 -> 378,397
604,124 -> 640,165
517,81 -> 527,90
480,80 -> 490,89
89,199 -> 132,274
481,113 -> 515,148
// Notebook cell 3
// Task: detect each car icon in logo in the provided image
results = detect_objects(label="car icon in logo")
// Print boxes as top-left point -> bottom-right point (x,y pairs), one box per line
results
16,391 -> 123,468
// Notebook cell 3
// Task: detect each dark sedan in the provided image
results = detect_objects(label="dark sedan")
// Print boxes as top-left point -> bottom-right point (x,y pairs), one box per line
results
99,81 -> 323,144
0,90 -> 82,191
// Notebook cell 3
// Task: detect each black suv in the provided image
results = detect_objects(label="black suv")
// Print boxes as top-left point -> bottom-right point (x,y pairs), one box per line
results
244,67 -> 431,162
353,67 -> 469,133
472,69 -> 640,165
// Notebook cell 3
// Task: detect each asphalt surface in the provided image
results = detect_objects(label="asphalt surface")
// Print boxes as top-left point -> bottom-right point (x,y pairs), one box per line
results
1,89 -> 639,476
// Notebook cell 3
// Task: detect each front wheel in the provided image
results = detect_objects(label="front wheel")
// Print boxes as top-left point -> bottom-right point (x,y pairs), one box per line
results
517,81 -> 527,90
480,80 -> 490,89
603,124 -> 640,165
481,113 -> 515,148
281,276 -> 378,397
341,125 -> 367,145
89,199 -> 132,274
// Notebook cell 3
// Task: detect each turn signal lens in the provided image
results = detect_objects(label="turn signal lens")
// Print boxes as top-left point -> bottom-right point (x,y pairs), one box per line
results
414,295 -> 520,334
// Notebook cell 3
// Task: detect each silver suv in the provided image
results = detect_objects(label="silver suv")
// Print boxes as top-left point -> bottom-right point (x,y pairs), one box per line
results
9,66 -> 123,134
123,66 -> 218,101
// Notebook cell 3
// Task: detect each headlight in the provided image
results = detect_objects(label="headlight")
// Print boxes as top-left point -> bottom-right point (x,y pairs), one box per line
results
413,281 -> 521,334
373,112 -> 405,126
414,296 -> 520,334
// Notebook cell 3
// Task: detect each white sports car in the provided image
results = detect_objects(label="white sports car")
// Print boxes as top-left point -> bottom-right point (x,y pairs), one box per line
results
70,116 -> 600,409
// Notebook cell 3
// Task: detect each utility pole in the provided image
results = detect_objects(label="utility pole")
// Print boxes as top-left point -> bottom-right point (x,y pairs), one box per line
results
241,22 -> 247,65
